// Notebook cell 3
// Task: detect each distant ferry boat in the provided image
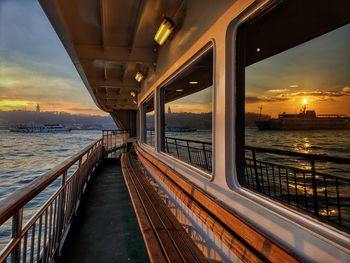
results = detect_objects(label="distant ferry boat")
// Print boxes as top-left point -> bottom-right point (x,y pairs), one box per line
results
10,123 -> 71,133
256,108 -> 350,130
165,127 -> 197,132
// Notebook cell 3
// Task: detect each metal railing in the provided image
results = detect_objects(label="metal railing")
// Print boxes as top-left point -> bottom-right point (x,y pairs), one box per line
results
164,137 -> 212,172
164,137 -> 350,231
0,131 -> 128,262
146,130 -> 155,147
102,130 -> 129,156
245,146 -> 350,231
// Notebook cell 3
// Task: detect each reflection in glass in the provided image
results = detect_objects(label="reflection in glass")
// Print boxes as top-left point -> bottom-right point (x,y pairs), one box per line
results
143,95 -> 155,147
161,48 -> 213,172
237,0 -> 350,231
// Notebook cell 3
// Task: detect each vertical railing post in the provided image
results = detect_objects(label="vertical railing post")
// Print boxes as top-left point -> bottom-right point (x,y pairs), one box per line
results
76,158 -> 82,211
103,131 -> 106,155
175,139 -> 179,157
165,137 -> 169,153
186,140 -> 192,163
116,131 -> 120,148
202,143 -> 209,171
102,131 -> 104,155
57,171 -> 67,241
11,208 -> 23,263
310,159 -> 319,216
114,131 -> 116,151
108,131 -> 111,152
252,149 -> 260,191
106,131 -> 109,152
335,179 -> 341,225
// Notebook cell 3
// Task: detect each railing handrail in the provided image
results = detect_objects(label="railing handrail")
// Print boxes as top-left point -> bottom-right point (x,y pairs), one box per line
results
102,129 -> 128,132
245,145 -> 350,164
0,138 -> 102,226
245,156 -> 350,182
164,136 -> 350,167
165,136 -> 212,146
165,136 -> 349,164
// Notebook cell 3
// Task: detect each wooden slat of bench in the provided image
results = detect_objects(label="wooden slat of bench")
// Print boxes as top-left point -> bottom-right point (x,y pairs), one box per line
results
122,153 -> 208,263
125,154 -> 207,263
121,154 -> 167,262
130,185 -> 182,262
135,149 -> 262,263
128,156 -> 207,263
130,158 -> 191,233
123,156 -> 180,262
135,146 -> 301,263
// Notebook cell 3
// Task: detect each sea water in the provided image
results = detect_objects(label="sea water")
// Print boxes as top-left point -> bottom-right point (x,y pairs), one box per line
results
0,128 -> 349,247
0,130 -> 101,248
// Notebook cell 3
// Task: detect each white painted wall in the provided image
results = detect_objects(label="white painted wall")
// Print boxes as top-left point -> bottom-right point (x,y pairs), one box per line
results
138,1 -> 350,261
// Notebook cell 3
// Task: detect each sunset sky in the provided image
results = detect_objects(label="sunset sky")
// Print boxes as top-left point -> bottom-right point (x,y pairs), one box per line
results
0,0 -> 106,116
1,1 -> 349,117
166,87 -> 212,113
246,23 -> 350,117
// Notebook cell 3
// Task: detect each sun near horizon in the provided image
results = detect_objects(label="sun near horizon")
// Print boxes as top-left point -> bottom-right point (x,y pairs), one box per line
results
0,1 -> 108,117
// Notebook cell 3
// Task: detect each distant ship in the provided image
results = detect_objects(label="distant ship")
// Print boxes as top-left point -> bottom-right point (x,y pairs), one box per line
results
165,127 -> 197,132
10,123 -> 71,133
255,106 -> 350,130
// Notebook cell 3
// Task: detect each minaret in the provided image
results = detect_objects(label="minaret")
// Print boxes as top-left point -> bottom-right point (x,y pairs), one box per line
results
168,106 -> 171,114
36,104 -> 40,113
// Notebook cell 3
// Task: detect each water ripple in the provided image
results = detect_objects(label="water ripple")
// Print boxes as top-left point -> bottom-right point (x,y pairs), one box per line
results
0,130 -> 101,203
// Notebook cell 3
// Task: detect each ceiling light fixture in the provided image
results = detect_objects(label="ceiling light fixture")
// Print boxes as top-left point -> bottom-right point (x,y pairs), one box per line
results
154,18 -> 174,46
135,72 -> 144,82
188,81 -> 198,85
130,90 -> 137,98
176,89 -> 183,92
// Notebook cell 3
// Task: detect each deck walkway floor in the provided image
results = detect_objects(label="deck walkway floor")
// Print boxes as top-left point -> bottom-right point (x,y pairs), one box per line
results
58,159 -> 149,263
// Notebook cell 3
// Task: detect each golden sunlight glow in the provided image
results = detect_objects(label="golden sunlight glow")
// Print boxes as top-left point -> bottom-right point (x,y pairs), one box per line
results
167,102 -> 212,113
0,100 -> 35,109
302,98 -> 309,105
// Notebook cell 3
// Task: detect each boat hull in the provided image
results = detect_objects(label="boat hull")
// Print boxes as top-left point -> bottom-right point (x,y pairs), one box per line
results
9,124 -> 71,133
256,118 -> 350,130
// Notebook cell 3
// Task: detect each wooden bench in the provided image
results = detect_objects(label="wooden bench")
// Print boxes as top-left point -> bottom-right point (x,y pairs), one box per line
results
121,153 -> 208,263
134,145 -> 301,263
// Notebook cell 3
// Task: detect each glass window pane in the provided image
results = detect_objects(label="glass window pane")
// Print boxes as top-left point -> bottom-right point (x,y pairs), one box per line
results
236,0 -> 350,231
143,95 -> 155,147
161,48 -> 213,172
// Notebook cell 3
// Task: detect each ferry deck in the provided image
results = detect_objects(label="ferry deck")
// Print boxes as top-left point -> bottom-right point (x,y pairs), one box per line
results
0,0 -> 349,262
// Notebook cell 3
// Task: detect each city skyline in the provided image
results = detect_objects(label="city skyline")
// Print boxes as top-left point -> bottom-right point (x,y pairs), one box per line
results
1,1 -> 349,117
0,0 -> 107,116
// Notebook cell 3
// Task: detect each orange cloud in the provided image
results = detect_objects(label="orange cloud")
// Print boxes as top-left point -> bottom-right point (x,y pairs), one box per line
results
0,63 -> 106,116
167,102 -> 212,113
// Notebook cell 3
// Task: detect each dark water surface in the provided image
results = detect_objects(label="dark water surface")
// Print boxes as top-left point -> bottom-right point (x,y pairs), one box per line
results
2,128 -> 348,201
245,128 -> 350,157
0,130 -> 101,248
0,130 -> 101,200
0,129 -> 349,247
